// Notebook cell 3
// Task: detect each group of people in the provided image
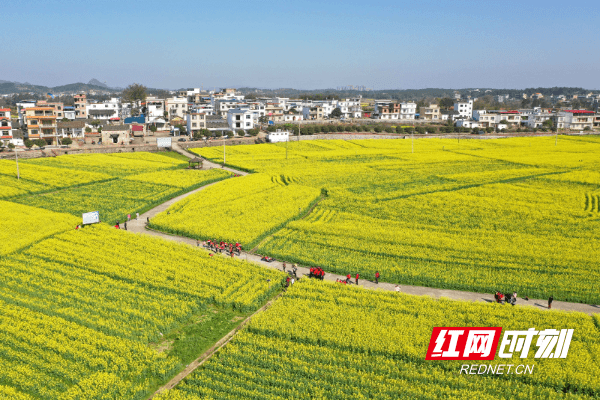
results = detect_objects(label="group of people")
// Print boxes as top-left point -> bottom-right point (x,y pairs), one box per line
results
309,267 -> 325,280
204,240 -> 242,257
282,263 -> 298,277
495,291 -> 518,306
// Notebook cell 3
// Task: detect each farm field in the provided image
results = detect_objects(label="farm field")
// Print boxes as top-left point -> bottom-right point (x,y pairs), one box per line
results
150,173 -> 321,246
192,136 -> 600,303
21,151 -> 187,176
4,152 -> 231,224
0,221 -> 285,399
159,279 -> 600,400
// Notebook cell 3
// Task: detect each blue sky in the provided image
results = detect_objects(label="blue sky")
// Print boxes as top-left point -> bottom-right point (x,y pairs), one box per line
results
2,0 -> 599,89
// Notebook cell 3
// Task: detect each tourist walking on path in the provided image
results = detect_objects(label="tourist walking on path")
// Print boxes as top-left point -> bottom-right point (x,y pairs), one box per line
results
375,271 -> 380,284
127,214 -> 131,221
548,296 -> 553,309
346,274 -> 351,284
292,264 -> 297,278
136,212 -> 139,219
282,263 -> 286,273
395,285 -> 400,293
355,273 -> 359,285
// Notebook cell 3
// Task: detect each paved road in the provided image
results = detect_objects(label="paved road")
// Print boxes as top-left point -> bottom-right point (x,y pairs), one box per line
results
171,143 -> 248,176
126,180 -> 599,316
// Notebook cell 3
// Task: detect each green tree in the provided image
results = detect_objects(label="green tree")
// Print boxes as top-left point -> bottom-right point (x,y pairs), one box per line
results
34,139 -> 47,148
85,127 -> 92,133
8,143 -> 15,149
438,98 -> 454,109
373,126 -> 383,133
24,139 -> 34,149
384,126 -> 394,133
90,120 -> 101,128
122,83 -> 148,104
330,108 -> 343,118
61,137 -> 73,146
175,124 -> 187,135
258,116 -> 269,124
149,125 -> 157,133
396,126 -> 404,134
193,128 -> 209,140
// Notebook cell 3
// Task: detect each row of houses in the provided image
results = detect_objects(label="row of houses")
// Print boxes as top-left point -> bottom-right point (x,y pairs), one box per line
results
3,86 -> 599,146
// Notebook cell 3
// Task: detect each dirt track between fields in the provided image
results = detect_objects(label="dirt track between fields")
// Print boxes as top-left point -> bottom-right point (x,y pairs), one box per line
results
126,152 -> 599,316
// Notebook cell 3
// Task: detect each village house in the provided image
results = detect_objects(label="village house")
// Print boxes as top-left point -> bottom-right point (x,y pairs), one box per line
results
101,124 -> 131,145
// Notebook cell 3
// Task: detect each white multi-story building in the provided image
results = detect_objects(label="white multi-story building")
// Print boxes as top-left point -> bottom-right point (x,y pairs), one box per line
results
558,110 -> 594,130
86,98 -> 121,121
166,97 -> 189,119
337,97 -> 362,119
0,108 -> 13,144
214,99 -> 247,116
227,108 -> 255,132
16,100 -> 37,125
473,109 -> 522,127
454,100 -> 473,119
400,102 -> 417,120
473,110 -> 497,128
526,108 -> 554,129
63,107 -> 76,120
186,112 -> 207,136
189,103 -> 215,115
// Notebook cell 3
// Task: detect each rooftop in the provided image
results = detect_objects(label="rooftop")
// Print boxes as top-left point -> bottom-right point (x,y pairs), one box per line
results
102,124 -> 131,132
57,120 -> 86,129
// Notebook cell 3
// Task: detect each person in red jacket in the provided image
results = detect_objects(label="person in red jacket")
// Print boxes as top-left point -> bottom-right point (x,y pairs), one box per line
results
375,271 -> 380,284
346,274 -> 351,284
355,273 -> 359,285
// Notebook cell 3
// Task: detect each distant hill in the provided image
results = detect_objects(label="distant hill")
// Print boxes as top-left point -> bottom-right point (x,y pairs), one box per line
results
0,81 -> 121,95
88,78 -> 109,88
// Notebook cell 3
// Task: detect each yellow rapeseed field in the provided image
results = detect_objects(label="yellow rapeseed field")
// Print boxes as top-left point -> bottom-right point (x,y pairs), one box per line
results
193,137 -> 600,303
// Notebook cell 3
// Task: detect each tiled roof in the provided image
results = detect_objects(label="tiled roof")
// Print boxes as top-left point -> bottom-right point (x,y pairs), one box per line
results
57,121 -> 86,129
102,124 -> 131,131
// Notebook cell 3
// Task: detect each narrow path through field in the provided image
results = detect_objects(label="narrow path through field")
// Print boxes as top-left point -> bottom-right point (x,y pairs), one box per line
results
171,143 -> 248,176
149,293 -> 283,399
127,181 -> 599,316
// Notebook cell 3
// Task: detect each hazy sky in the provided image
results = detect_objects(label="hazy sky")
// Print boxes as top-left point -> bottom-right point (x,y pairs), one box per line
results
3,0 -> 599,90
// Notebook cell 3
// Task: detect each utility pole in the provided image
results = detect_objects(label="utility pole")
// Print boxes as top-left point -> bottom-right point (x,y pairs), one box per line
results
15,148 -> 20,180
223,135 -> 226,164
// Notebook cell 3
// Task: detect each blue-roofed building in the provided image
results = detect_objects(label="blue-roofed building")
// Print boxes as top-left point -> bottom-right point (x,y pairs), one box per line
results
124,114 -> 145,124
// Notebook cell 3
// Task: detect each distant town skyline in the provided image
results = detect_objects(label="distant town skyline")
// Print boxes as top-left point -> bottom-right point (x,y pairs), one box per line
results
2,0 -> 599,90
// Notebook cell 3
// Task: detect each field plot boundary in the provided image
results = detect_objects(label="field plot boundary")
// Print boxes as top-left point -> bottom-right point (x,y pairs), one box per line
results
149,293 -> 283,399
